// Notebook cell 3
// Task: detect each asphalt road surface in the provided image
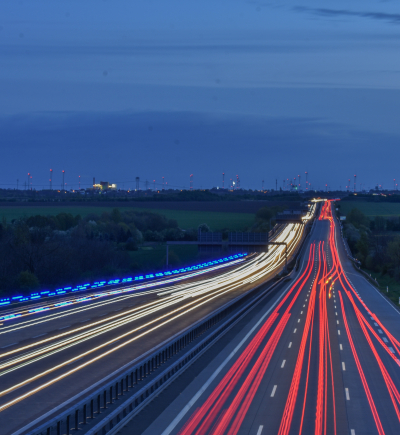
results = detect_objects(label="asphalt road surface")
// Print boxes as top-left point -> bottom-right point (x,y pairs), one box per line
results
0,218 -> 312,434
121,201 -> 400,435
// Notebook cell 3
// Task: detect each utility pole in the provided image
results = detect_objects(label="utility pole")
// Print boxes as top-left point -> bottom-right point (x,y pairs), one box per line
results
27,173 -> 30,190
145,179 -> 149,191
136,177 -> 140,191
153,179 -> 156,191
62,170 -> 65,191
354,174 -> 356,193
49,169 -> 53,190
162,176 -> 165,191
262,180 -> 264,191
79,175 -> 81,190
17,179 -> 19,190
190,174 -> 193,190
222,172 -> 225,189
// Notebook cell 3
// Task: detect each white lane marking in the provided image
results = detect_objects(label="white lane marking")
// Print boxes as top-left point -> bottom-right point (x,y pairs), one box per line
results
345,388 -> 350,400
340,344 -> 343,350
298,319 -> 300,323
335,306 -> 337,309
289,342 -> 292,348
337,320 -> 339,325
58,325 -> 71,330
342,362 -> 346,371
301,311 -> 303,314
383,337 -> 388,343
351,430 -> 355,435
374,322 -> 378,326
271,385 -> 277,397
370,316 -> 374,320
80,319 -> 91,323
378,329 -> 383,334
338,330 -> 341,335
1,342 -> 18,349
160,277 -> 295,435
281,360 -> 286,368
335,312 -> 338,316
257,426 -> 264,435
294,329 -> 297,333
389,347 -> 395,354
33,333 -> 47,338
303,304 -> 305,307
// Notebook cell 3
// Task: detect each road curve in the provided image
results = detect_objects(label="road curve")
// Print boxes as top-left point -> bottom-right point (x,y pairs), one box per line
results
123,201 -> 400,435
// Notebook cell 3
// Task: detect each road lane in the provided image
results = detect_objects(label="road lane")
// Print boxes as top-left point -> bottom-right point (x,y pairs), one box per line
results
0,210 -> 316,434
124,200 -> 400,435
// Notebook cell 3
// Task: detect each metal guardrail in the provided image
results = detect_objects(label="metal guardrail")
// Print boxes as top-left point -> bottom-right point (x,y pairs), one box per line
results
22,219 -> 314,435
23,269 -> 293,435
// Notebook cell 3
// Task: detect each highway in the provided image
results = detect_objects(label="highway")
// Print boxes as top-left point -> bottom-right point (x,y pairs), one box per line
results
0,209 -> 313,434
120,200 -> 400,435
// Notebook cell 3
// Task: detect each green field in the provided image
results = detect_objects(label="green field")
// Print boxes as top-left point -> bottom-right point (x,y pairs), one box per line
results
0,206 -> 254,231
340,201 -> 400,218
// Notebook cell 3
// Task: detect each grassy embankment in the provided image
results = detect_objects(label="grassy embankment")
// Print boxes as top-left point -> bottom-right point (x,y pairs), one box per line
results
340,200 -> 400,306
357,268 -> 400,307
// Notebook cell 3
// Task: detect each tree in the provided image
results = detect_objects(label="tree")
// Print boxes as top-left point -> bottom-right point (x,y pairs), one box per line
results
198,223 -> 211,233
346,208 -> 369,229
356,232 -> 369,263
374,216 -> 386,232
387,237 -> 400,271
18,270 -> 40,290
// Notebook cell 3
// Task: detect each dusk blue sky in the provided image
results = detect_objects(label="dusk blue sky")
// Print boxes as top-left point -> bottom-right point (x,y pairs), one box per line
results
1,0 -> 400,190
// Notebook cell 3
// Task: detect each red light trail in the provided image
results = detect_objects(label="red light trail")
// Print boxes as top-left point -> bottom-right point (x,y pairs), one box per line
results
175,200 -> 400,435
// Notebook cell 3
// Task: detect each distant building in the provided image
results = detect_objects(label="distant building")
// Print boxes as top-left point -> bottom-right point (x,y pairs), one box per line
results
92,181 -> 117,191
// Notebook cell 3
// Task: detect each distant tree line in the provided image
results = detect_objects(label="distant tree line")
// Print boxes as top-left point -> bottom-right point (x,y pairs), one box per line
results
0,204 -> 283,297
0,209 -> 197,296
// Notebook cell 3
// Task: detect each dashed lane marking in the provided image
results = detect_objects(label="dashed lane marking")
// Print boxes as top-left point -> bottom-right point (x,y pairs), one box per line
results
1,342 -> 18,349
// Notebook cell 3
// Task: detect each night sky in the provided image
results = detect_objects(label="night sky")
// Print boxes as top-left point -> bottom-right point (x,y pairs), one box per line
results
1,0 -> 400,191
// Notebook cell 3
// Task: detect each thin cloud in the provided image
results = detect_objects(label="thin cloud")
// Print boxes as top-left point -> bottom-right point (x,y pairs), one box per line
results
294,6 -> 400,24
